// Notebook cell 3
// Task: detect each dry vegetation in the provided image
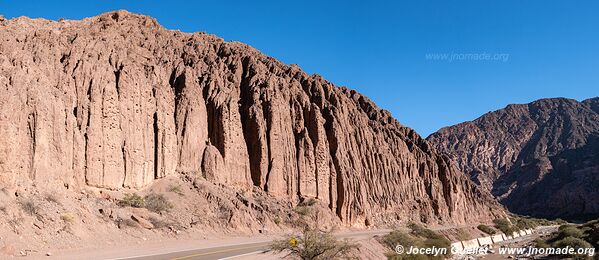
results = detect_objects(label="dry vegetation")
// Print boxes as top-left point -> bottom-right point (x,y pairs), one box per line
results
381,223 -> 451,260
533,220 -> 598,259
269,198 -> 358,259
270,228 -> 358,260
477,224 -> 496,235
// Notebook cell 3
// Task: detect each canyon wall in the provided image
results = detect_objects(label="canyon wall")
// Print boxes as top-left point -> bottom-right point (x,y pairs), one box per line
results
429,98 -> 599,219
0,11 -> 501,225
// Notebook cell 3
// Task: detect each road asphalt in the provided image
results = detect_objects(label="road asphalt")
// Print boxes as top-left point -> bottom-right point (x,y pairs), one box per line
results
114,229 -> 390,260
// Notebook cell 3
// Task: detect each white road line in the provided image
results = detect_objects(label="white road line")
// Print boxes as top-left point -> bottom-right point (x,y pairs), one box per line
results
217,250 -> 263,260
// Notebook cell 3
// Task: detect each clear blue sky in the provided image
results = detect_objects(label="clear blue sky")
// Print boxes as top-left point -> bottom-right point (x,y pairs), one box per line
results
3,1 -> 598,136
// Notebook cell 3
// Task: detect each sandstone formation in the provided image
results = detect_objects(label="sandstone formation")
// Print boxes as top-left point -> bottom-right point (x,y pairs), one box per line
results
428,97 -> 599,220
0,11 -> 501,225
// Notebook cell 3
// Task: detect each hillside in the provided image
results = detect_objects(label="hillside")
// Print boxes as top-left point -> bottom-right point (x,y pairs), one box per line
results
428,97 -> 599,220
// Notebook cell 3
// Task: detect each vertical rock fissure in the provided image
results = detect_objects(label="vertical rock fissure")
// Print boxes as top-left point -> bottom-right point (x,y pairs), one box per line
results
153,111 -> 159,179
436,157 -> 454,214
27,111 -> 37,180
171,71 -> 185,128
100,86 -> 106,185
121,143 -> 127,187
114,64 -> 123,97
84,80 -> 92,185
322,107 -> 344,219
262,100 -> 274,192
238,57 -> 262,187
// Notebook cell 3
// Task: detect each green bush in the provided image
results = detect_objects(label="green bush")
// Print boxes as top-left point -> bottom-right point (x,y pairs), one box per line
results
558,224 -> 576,231
144,193 -> 173,213
408,223 -> 444,240
533,238 -> 549,248
118,193 -> 145,208
477,224 -> 496,235
537,221 -> 598,258
553,237 -> 593,258
493,218 -> 517,234
382,230 -> 416,249
514,218 -> 540,229
558,226 -> 584,239
383,230 -> 429,260
382,225 -> 451,260
581,219 -> 599,248
554,218 -> 568,225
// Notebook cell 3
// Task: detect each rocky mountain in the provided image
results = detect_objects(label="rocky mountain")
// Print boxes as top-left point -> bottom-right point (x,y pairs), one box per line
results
0,11 -> 501,226
428,97 -> 599,220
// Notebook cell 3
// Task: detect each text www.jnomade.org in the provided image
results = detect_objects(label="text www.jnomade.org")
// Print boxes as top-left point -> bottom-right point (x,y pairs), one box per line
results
394,245 -> 595,256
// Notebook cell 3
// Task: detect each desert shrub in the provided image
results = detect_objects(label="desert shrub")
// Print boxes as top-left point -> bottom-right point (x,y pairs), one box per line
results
148,216 -> 171,228
582,219 -> 599,227
538,222 -> 598,258
270,227 -> 358,260
560,226 -> 583,239
558,224 -> 576,231
118,218 -> 139,228
118,193 -> 145,208
274,217 -> 281,225
217,204 -> 233,222
168,184 -> 184,196
580,219 -> 599,247
553,237 -> 593,258
298,198 -> 317,207
19,199 -> 38,216
60,213 -> 75,224
533,238 -> 550,248
7,216 -> 24,233
144,193 -> 173,213
514,217 -> 540,229
44,194 -> 61,204
452,228 -> 471,241
422,238 -> 450,256
383,232 -> 432,260
8,217 -> 23,227
477,224 -> 496,235
526,217 -> 558,226
382,230 -> 416,249
493,218 -> 517,234
294,206 -> 311,216
408,223 -> 442,240
554,218 -> 568,225
382,225 -> 451,260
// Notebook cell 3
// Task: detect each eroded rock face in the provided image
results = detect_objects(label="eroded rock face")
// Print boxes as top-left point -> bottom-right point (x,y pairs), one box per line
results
0,11 -> 501,225
428,98 -> 599,220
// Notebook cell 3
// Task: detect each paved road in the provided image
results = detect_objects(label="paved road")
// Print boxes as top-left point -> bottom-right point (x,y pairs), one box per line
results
115,229 -> 390,260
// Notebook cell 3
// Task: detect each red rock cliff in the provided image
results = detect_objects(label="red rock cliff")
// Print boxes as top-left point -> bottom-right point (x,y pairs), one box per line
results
0,11 -> 502,225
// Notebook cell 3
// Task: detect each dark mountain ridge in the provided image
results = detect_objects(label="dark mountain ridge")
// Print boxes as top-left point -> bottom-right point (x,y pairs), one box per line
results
428,97 -> 599,220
